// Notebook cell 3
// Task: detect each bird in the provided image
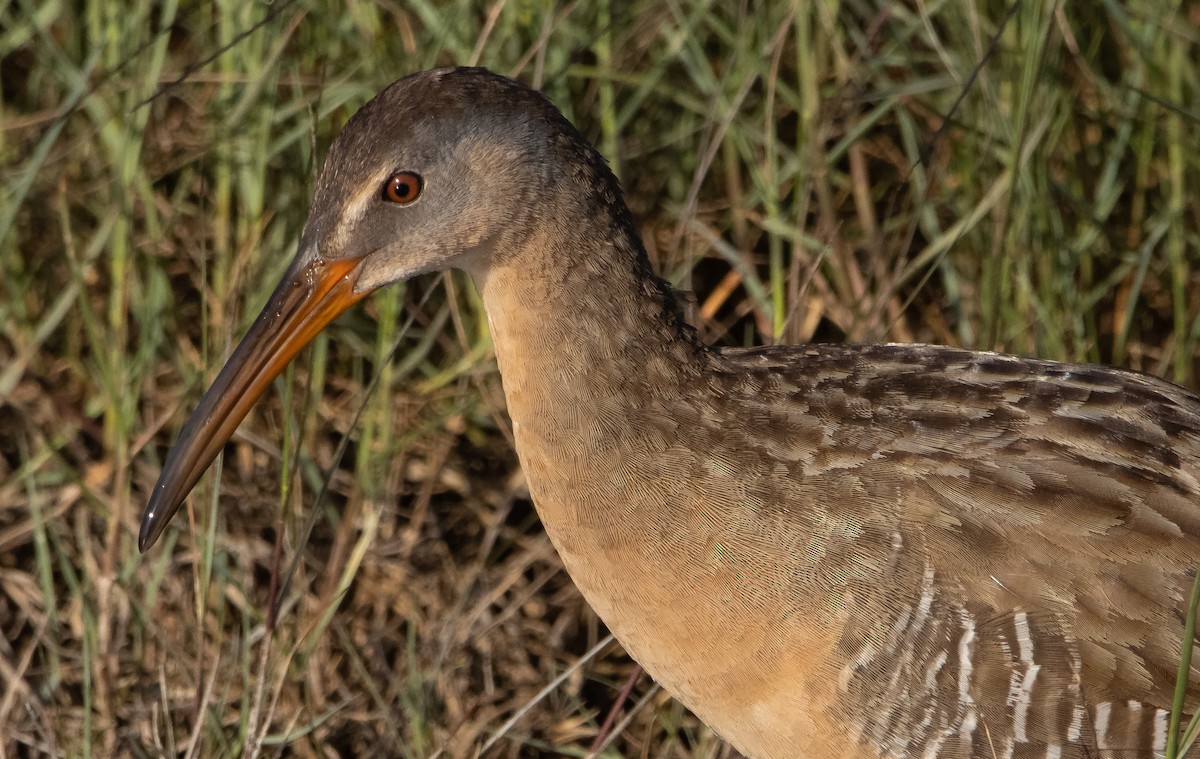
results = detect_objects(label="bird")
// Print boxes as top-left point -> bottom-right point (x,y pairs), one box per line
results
139,66 -> 1200,758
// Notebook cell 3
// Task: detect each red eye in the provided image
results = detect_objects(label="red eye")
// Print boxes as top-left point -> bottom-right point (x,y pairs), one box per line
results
383,172 -> 422,204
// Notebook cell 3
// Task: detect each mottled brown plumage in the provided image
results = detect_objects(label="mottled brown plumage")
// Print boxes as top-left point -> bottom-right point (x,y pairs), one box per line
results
141,67 -> 1200,758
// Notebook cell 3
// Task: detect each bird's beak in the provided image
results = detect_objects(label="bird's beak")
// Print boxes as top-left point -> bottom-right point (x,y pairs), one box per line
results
138,253 -> 371,552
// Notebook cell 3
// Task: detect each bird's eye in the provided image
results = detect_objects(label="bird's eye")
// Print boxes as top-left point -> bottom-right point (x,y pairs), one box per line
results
382,172 -> 423,205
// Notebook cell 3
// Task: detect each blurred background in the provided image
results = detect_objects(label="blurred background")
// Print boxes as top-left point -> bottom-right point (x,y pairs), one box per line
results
2,1 -> 1199,756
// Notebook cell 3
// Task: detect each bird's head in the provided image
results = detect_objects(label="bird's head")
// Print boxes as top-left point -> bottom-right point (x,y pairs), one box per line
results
139,67 -> 597,550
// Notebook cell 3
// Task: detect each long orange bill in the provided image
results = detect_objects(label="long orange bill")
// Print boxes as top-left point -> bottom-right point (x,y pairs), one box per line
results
138,254 -> 371,552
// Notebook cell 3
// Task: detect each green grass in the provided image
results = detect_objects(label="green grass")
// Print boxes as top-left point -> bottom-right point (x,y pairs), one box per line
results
1,1 -> 1198,756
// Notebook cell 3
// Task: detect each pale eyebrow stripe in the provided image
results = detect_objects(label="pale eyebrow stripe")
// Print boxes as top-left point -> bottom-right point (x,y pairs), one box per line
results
331,166 -> 397,250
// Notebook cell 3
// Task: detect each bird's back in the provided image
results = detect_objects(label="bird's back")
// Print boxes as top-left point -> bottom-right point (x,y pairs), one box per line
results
702,341 -> 1200,757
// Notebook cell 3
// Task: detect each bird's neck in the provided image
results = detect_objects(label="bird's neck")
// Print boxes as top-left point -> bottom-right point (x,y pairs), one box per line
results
470,221 -> 853,748
471,214 -> 709,535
